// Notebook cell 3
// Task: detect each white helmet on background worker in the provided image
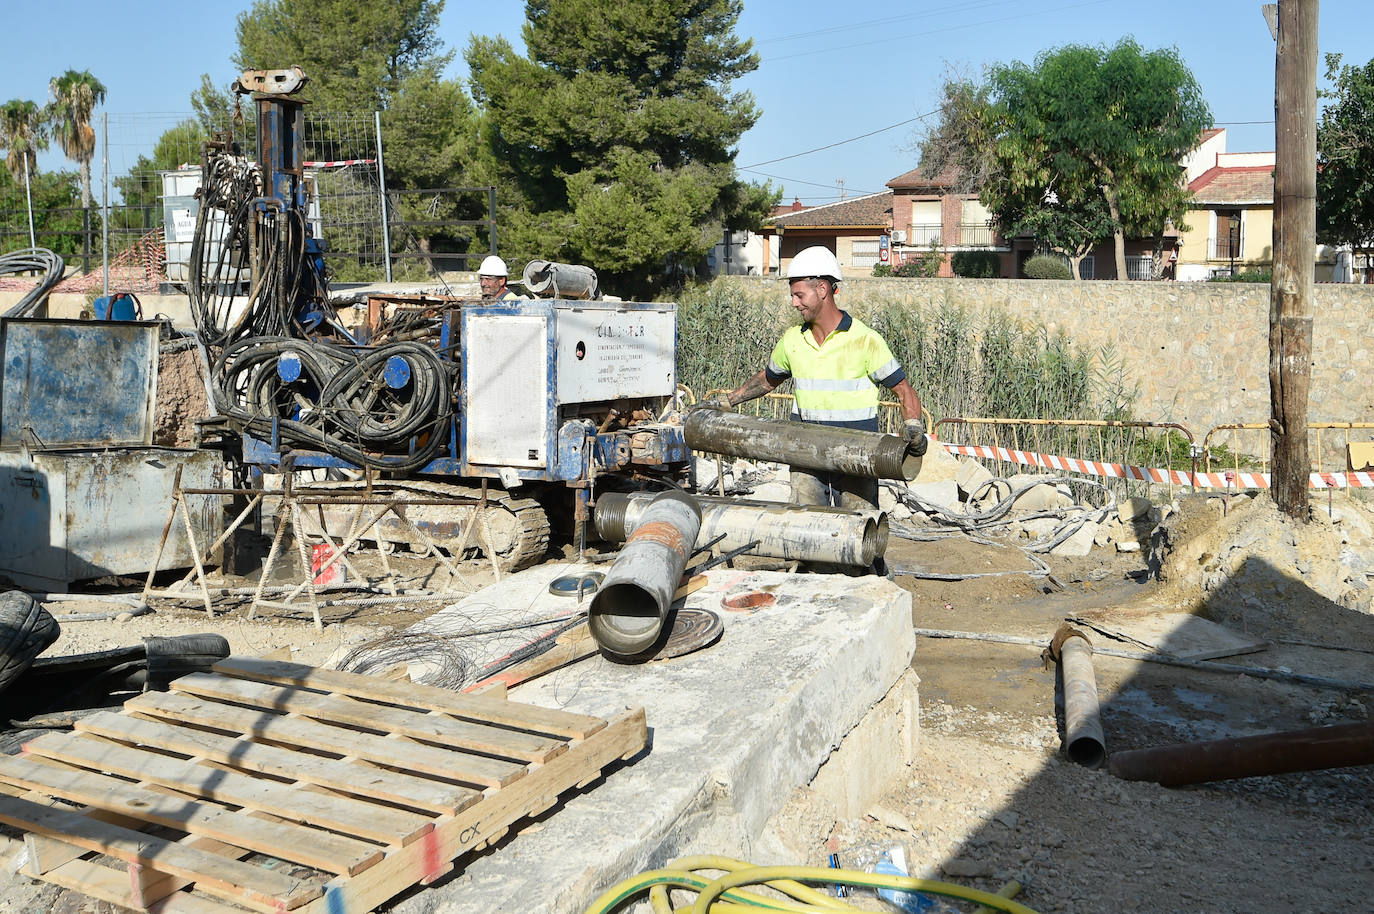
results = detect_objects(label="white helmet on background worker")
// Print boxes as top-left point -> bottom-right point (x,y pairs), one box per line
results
786,245 -> 842,284
478,255 -> 508,277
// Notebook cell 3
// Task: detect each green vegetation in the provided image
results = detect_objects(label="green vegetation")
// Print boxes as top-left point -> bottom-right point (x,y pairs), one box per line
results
1022,254 -> 1072,280
1206,269 -> 1272,283
467,0 -> 775,297
950,250 -> 1001,277
920,39 -> 1211,280
1316,53 -> 1374,268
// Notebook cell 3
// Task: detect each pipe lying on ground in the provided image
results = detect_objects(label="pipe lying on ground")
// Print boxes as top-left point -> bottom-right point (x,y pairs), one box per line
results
589,490 -> 702,658
1108,721 -> 1374,787
684,409 -> 919,481
595,492 -> 887,568
1048,625 -> 1107,768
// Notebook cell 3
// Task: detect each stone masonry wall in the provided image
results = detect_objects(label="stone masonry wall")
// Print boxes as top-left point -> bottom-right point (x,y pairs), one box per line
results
719,276 -> 1374,458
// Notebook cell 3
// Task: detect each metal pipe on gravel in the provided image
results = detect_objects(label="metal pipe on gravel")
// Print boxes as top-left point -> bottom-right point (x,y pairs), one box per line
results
684,408 -> 919,481
1108,721 -> 1374,787
1051,626 -> 1107,768
589,490 -> 702,658
595,491 -> 885,568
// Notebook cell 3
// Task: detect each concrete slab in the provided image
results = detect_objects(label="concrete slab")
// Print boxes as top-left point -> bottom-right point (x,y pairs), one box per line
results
382,563 -> 915,914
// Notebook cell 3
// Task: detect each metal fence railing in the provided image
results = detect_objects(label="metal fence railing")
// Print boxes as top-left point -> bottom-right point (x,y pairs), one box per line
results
1202,422 -> 1374,476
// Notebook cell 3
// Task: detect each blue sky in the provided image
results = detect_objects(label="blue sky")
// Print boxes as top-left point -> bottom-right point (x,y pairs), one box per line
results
4,1 -> 1372,204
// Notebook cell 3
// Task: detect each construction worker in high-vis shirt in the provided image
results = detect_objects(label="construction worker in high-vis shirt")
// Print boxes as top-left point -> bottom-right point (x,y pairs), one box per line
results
704,244 -> 927,513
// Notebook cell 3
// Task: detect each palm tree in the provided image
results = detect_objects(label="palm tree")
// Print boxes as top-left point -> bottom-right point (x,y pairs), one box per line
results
0,99 -> 48,248
0,98 -> 46,184
46,69 -> 106,211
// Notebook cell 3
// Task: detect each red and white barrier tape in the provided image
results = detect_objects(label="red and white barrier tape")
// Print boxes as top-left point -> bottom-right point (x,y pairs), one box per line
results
939,441 -> 1374,490
302,158 -> 376,168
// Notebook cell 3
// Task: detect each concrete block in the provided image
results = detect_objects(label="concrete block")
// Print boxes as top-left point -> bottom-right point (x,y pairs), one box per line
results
955,458 -> 994,498
907,479 -> 960,512
1050,519 -> 1098,556
382,564 -> 915,914
915,438 -> 963,483
1118,496 -> 1153,523
1010,483 -> 1063,514
1021,517 -> 1061,539
749,481 -> 792,503
1116,539 -> 1142,552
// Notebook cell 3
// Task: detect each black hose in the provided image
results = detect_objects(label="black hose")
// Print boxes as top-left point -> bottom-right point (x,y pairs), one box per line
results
1,247 -> 65,317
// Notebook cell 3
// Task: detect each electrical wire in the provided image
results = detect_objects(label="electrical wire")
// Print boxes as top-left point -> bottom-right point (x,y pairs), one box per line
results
1,247 -> 65,317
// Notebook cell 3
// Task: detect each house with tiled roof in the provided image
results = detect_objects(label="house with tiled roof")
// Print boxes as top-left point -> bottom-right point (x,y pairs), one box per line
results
758,191 -> 893,277
886,165 -> 1010,277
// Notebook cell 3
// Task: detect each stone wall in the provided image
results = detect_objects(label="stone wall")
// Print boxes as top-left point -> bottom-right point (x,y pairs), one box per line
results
718,276 -> 1374,453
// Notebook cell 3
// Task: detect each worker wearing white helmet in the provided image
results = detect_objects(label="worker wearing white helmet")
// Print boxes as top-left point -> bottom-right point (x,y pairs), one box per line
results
478,255 -> 519,300
704,244 -> 926,518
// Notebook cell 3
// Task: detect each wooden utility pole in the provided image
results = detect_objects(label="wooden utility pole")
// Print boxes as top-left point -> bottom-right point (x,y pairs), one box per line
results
1269,0 -> 1318,520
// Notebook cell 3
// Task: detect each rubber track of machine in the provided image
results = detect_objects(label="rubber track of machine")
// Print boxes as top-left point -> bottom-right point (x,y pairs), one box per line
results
392,479 -> 551,572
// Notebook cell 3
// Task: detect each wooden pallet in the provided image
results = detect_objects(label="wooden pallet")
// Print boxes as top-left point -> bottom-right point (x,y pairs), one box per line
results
0,657 -> 646,913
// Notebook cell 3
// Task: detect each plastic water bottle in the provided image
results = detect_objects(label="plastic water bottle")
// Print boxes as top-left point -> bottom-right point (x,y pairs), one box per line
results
874,847 -> 936,913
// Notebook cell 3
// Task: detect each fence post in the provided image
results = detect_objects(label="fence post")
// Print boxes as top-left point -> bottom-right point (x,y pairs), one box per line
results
373,110 -> 393,283
81,207 -> 91,274
488,186 -> 498,258
101,112 -> 110,297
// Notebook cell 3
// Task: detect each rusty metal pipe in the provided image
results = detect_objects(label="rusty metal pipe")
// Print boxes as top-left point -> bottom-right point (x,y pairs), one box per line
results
684,409 -> 918,481
596,491 -> 885,568
1108,721 -> 1374,787
1056,629 -> 1106,768
588,490 -> 702,658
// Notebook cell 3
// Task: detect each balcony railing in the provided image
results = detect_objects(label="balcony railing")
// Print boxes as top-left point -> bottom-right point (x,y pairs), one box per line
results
958,222 -> 996,246
908,223 -> 943,245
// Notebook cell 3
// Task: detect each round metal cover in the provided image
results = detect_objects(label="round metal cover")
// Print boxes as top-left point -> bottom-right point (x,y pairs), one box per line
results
653,608 -> 723,660
548,572 -> 604,597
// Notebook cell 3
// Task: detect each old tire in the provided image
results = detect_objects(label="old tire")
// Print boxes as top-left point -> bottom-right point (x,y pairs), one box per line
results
0,591 -> 60,696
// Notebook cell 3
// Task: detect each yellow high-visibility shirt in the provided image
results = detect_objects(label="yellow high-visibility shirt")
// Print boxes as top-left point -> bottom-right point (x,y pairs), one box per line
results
764,311 -> 905,430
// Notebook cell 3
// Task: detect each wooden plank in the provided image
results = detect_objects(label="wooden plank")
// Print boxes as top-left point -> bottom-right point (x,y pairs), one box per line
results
36,857 -> 247,914
215,656 -> 606,739
0,754 -> 380,876
0,793 -> 317,912
1069,611 -> 1269,661
295,708 -> 649,914
121,692 -> 523,792
172,672 -> 566,764
24,731 -> 433,846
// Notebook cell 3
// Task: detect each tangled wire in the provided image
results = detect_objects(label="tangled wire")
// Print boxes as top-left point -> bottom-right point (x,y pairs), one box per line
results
214,335 -> 454,472
885,474 -> 1117,581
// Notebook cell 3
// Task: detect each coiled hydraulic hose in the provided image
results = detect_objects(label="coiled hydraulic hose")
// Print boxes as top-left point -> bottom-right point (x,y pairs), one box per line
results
582,856 -> 1039,914
1,247 -> 65,317
214,335 -> 454,472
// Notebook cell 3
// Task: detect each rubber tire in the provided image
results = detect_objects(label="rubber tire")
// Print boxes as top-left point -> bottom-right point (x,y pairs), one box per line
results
0,591 -> 60,697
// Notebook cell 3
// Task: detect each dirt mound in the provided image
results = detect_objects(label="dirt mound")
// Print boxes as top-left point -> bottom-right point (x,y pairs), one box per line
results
154,348 -> 210,447
1151,492 -> 1374,640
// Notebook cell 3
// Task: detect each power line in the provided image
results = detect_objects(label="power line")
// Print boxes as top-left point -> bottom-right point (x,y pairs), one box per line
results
739,110 -> 936,169
763,0 -> 1114,64
755,0 -> 1020,45
739,167 -> 882,195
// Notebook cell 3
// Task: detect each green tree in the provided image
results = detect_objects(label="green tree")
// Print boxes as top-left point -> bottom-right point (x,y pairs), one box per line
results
467,0 -> 776,296
0,165 -> 82,256
1003,190 -> 1114,280
45,70 -> 106,212
926,41 -> 1210,280
1316,53 -> 1374,275
233,0 -> 450,112
0,99 -> 47,186
113,119 -> 207,236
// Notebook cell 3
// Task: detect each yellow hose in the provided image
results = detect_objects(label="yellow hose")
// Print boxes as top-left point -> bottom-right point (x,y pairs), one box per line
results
582,859 -> 1040,914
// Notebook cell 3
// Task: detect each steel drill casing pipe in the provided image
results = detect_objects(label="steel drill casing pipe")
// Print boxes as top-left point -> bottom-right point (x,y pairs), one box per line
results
589,489 -> 703,658
1108,721 -> 1374,787
1059,632 -> 1107,769
595,492 -> 885,568
683,409 -> 919,481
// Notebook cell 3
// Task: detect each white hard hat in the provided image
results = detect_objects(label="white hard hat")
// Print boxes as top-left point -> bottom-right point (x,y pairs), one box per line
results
786,245 -> 842,283
478,255 -> 508,277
